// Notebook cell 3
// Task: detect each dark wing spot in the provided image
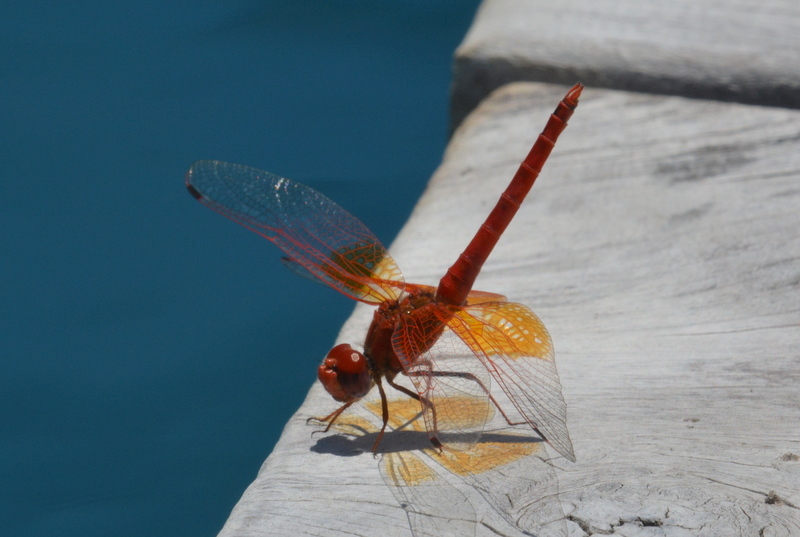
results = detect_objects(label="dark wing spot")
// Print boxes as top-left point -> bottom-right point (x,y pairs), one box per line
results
186,184 -> 203,200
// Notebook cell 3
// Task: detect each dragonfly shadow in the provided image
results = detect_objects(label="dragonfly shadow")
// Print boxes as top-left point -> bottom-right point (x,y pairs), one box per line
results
310,423 -> 545,458
310,428 -> 432,457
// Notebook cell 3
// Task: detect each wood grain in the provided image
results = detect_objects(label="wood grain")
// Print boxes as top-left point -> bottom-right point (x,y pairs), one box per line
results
452,0 -> 800,130
218,84 -> 800,536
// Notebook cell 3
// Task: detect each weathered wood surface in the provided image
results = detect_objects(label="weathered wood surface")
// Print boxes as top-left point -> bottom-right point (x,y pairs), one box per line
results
452,0 -> 800,130
218,83 -> 800,536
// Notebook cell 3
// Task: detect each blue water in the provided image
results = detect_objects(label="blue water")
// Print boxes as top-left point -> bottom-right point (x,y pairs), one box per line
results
0,1 -> 480,535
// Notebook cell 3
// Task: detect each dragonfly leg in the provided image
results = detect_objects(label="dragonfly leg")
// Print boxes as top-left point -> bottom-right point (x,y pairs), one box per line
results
309,400 -> 356,432
428,370 -> 543,434
386,375 -> 444,451
386,375 -> 421,401
371,375 -> 390,454
401,368 -> 445,452
371,375 -> 441,453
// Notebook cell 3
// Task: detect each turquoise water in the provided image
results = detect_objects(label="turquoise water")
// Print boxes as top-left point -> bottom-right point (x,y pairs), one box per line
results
0,1 -> 480,535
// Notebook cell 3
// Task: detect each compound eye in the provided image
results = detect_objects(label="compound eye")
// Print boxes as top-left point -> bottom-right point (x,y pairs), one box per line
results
317,344 -> 372,402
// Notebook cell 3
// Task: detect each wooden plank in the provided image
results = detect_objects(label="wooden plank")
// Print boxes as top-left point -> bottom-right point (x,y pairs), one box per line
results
218,83 -> 800,536
452,0 -> 800,130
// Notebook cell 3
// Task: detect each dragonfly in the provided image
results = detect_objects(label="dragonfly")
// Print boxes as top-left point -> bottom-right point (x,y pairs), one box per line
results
186,83 -> 582,462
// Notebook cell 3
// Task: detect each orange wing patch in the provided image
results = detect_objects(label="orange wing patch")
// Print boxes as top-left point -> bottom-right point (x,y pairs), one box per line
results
450,302 -> 553,360
364,397 -> 540,477
322,240 -> 404,303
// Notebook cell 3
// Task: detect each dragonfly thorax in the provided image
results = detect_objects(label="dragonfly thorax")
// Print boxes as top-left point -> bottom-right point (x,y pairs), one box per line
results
362,288 -> 449,379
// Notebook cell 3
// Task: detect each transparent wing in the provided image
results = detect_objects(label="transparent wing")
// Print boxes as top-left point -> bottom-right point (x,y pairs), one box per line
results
447,432 -> 567,537
448,301 -> 575,462
371,397 -> 566,537
380,451 -> 476,537
186,160 -> 403,304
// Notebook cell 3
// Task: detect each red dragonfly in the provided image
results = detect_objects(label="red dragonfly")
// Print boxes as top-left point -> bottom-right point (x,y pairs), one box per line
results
186,83 -> 582,462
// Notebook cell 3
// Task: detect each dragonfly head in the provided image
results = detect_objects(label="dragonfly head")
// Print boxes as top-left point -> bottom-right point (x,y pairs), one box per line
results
318,343 -> 372,402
